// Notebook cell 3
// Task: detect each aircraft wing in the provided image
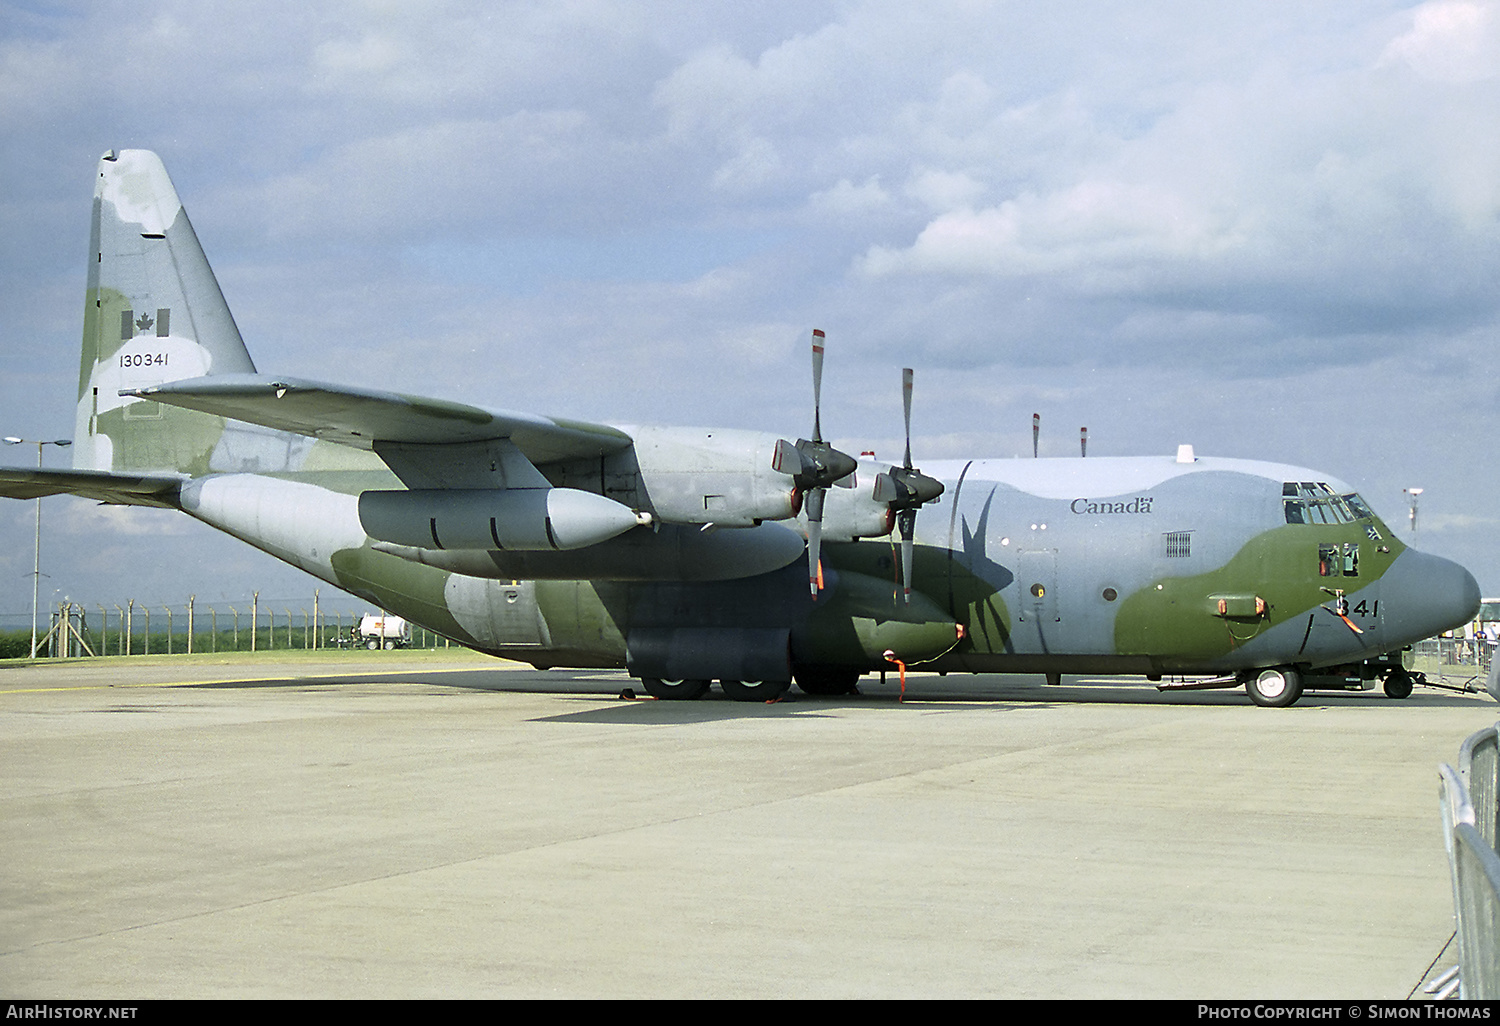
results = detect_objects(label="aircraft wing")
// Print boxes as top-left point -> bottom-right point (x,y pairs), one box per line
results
127,374 -> 634,465
0,467 -> 183,507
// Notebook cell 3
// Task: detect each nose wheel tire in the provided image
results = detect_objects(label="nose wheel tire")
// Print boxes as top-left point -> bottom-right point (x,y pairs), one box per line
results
1245,667 -> 1304,708
721,679 -> 791,702
1383,669 -> 1414,699
640,677 -> 711,700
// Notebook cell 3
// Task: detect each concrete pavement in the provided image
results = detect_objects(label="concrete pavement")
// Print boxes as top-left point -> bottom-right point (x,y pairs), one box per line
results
0,653 -> 1491,998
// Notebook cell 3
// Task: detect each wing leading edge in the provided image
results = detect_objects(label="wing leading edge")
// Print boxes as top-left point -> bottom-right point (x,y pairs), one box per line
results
125,374 -> 634,465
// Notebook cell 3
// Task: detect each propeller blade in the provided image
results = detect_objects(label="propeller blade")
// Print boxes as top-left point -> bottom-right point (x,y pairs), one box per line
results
902,367 -> 913,469
883,367 -> 943,603
772,438 -> 801,476
811,328 -> 826,442
806,487 -> 826,598
781,328 -> 856,596
899,510 -> 916,603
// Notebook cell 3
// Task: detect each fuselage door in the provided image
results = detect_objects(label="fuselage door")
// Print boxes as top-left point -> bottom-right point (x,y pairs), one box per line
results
1016,548 -> 1058,625
492,580 -> 547,647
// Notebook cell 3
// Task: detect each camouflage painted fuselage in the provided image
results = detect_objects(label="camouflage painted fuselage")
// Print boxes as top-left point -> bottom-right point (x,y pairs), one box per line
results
162,448 -> 1478,680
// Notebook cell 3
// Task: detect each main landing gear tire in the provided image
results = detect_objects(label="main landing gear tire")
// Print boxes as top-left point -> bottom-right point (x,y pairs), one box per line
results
795,666 -> 862,696
1245,667 -> 1304,708
1383,669 -> 1415,700
720,679 -> 791,702
640,677 -> 711,700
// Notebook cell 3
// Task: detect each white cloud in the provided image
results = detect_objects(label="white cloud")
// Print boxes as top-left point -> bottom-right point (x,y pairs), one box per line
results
1381,0 -> 1500,82
808,176 -> 893,216
863,180 -> 1228,278
902,168 -> 987,214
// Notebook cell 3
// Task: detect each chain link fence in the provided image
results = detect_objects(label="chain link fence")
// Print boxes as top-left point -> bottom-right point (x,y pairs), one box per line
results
0,594 -> 448,658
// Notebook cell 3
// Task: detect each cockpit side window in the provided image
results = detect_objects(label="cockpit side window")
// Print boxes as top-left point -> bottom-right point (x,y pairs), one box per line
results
1317,542 -> 1360,577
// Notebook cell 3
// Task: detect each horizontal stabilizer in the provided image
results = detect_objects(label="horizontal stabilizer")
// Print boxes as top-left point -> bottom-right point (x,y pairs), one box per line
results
125,374 -> 634,465
0,467 -> 182,507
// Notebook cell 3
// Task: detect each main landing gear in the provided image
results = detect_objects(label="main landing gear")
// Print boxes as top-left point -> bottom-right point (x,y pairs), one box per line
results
720,679 -> 791,701
636,667 -> 864,702
794,666 -> 862,696
638,678 -> 711,700
1243,666 -> 1304,708
637,677 -> 792,701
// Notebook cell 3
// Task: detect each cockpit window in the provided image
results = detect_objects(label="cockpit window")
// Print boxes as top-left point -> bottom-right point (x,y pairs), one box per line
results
1283,483 -> 1375,526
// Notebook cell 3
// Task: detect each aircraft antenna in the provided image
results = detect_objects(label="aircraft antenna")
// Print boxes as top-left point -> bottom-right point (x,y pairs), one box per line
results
1032,413 -> 1040,458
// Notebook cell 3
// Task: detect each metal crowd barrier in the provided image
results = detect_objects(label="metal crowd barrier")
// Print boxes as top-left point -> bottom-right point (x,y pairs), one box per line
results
1413,637 -> 1493,679
1460,725 -> 1500,848
1439,724 -> 1500,998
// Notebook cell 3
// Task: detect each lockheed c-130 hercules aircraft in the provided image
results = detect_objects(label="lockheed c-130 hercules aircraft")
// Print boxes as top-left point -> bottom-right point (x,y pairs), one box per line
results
0,150 -> 1481,707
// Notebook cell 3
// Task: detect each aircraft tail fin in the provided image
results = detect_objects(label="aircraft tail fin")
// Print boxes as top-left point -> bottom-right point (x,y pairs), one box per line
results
74,149 -> 257,475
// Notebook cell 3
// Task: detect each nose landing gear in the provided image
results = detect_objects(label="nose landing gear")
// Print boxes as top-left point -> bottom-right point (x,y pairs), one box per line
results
1382,668 -> 1416,699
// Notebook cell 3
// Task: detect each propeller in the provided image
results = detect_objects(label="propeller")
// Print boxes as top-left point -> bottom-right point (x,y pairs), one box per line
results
872,368 -> 944,603
772,329 -> 859,598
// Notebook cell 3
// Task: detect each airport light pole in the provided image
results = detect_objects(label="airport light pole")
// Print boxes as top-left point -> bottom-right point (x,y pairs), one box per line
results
1405,487 -> 1424,537
4,437 -> 72,659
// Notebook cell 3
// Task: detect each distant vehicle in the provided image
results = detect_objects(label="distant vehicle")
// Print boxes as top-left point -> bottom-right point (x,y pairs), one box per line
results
359,614 -> 410,650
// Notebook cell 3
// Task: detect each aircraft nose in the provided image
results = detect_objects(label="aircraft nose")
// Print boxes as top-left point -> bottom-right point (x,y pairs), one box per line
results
1382,548 -> 1481,645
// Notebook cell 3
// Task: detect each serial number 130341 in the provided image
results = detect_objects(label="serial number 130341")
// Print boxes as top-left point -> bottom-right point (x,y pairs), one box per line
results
120,353 -> 168,368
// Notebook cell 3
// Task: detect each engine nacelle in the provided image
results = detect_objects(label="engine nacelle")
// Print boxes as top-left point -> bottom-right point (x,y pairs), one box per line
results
358,487 -> 640,551
813,460 -> 900,541
627,426 -> 799,526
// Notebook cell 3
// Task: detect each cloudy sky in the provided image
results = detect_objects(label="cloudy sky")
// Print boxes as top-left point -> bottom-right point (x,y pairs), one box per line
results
2,0 -> 1498,625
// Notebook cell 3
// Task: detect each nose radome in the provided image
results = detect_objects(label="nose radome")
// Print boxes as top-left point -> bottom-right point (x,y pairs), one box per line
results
1382,549 -> 1481,645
